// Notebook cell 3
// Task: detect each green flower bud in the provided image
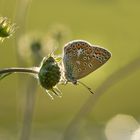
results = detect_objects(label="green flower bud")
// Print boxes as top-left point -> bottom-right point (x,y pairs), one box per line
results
0,17 -> 16,41
38,56 -> 61,91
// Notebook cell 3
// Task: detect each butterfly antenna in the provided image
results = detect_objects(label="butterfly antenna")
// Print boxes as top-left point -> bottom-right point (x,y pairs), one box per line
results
78,81 -> 95,94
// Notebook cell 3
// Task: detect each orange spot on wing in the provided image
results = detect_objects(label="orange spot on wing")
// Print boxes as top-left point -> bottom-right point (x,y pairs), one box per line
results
77,45 -> 81,49
87,48 -> 92,54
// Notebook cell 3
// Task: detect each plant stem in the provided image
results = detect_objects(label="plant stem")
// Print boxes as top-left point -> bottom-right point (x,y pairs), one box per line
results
20,77 -> 37,140
0,67 -> 39,75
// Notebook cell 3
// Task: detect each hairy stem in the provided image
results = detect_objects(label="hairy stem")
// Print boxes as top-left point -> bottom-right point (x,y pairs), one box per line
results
0,67 -> 39,75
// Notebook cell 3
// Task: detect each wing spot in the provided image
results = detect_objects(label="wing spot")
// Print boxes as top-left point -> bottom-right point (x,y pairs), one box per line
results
73,52 -> 76,56
83,62 -> 87,66
78,68 -> 82,72
88,63 -> 93,68
83,57 -> 87,60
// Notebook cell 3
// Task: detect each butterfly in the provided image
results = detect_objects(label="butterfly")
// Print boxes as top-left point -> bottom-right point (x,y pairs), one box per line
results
38,40 -> 111,99
62,40 -> 111,93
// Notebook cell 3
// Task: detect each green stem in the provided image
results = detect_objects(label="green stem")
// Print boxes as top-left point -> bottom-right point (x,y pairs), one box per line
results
0,67 -> 39,75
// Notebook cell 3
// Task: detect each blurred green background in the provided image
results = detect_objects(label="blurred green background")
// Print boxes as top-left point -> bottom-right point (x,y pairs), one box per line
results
0,0 -> 140,140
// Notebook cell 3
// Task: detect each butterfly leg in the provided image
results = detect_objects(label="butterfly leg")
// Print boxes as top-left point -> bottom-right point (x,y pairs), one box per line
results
51,88 -> 62,98
54,86 -> 62,95
45,90 -> 54,100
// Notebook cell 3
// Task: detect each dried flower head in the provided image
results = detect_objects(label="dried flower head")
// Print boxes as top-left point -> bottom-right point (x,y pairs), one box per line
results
0,17 -> 16,42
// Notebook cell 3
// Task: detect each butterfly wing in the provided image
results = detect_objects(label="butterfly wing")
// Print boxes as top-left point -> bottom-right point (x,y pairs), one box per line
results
63,40 -> 111,82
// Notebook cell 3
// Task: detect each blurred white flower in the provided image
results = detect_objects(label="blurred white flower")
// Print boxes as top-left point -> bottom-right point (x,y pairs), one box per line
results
105,114 -> 140,140
131,127 -> 140,140
18,32 -> 46,65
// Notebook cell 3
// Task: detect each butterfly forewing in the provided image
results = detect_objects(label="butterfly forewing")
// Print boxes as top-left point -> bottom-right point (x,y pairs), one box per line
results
63,40 -> 111,82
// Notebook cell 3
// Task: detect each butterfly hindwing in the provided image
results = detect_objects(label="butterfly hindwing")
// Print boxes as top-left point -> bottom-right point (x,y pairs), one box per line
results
63,40 -> 111,82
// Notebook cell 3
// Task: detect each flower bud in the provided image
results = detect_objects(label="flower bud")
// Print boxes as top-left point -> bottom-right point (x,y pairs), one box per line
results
38,56 -> 61,91
0,17 -> 16,41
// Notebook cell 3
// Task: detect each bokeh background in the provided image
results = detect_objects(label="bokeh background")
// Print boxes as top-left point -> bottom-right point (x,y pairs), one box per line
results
0,0 -> 140,140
